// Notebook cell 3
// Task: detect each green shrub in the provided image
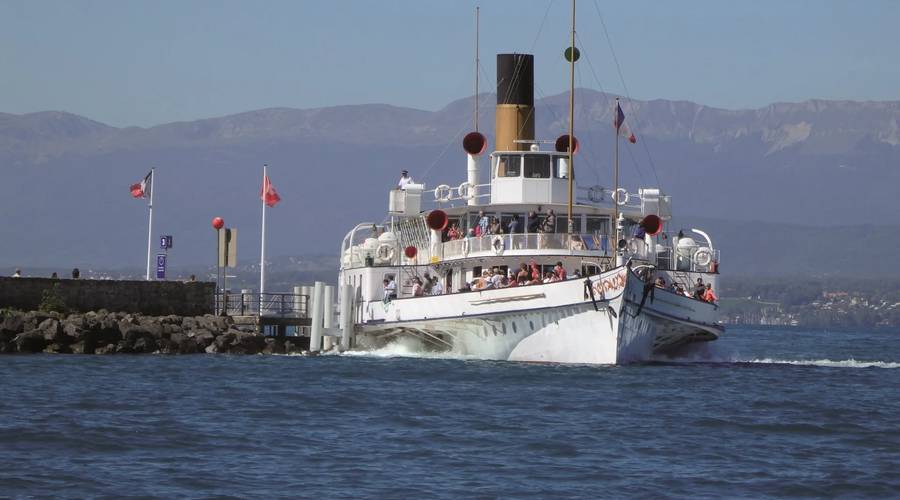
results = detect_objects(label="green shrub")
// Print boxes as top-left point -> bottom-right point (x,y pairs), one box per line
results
39,283 -> 68,314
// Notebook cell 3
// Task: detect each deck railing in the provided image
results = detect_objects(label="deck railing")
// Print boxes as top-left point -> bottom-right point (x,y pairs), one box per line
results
215,292 -> 309,317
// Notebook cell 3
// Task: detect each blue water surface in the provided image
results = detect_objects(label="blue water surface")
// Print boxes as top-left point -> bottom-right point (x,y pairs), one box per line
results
1,327 -> 898,498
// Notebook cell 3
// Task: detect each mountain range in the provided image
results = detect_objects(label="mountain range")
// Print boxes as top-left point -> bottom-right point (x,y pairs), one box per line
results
1,90 -> 898,275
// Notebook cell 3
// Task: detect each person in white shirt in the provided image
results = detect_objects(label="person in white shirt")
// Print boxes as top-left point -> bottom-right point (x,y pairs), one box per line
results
431,279 -> 444,295
490,268 -> 503,289
398,170 -> 413,189
383,278 -> 397,301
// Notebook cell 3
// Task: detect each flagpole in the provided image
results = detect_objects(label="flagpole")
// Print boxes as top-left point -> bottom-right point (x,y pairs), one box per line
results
566,0 -> 576,234
614,99 -> 620,254
146,167 -> 155,281
260,164 -> 267,299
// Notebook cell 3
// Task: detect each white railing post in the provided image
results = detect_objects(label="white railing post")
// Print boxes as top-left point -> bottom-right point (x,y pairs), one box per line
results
309,281 -> 325,353
340,284 -> 355,350
323,285 -> 335,351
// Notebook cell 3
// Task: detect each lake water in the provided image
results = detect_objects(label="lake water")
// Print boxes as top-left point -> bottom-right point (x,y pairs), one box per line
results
1,327 -> 898,498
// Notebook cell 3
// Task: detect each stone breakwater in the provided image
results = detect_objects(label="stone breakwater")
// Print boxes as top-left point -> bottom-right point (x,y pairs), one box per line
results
0,310 -> 308,355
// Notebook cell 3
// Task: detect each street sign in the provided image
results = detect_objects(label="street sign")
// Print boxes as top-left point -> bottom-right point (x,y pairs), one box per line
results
160,235 -> 173,250
217,228 -> 237,268
156,253 -> 167,279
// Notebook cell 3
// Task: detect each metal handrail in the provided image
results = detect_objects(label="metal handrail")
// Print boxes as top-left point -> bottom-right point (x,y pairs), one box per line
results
214,292 -> 309,317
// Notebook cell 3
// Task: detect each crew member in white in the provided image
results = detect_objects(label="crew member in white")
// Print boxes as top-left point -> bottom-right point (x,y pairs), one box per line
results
383,277 -> 397,301
398,170 -> 413,189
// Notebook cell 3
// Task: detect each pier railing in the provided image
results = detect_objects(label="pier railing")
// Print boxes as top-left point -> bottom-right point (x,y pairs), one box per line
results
215,292 -> 309,318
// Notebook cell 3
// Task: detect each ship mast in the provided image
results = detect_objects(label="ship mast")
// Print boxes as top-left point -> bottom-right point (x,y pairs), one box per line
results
566,0 -> 576,234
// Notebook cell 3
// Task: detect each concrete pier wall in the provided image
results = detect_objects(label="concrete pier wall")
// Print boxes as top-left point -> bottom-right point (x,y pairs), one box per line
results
0,277 -> 214,316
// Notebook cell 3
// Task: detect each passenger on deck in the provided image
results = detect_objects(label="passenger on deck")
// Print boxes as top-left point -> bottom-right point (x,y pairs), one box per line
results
491,267 -> 503,288
507,271 -> 519,287
477,211 -> 490,236
530,262 -> 541,282
703,284 -> 718,304
527,211 -> 541,233
423,273 -> 433,294
490,217 -> 503,235
412,277 -> 425,297
693,278 -> 705,299
383,278 -> 397,301
431,277 -> 444,295
507,214 -> 520,234
517,263 -> 529,283
655,277 -> 666,289
543,271 -> 557,283
542,209 -> 556,233
398,170 -> 413,189
553,261 -> 567,281
447,223 -> 461,240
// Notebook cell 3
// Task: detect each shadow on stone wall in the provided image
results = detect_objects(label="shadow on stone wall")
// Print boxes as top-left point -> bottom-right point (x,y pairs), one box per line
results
0,277 -> 214,316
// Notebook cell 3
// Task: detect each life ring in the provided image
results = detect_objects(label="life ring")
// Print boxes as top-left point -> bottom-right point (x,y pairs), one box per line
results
694,248 -> 712,267
433,184 -> 451,202
491,235 -> 505,255
613,188 -> 630,206
376,243 -> 395,262
460,238 -> 470,257
457,182 -> 475,200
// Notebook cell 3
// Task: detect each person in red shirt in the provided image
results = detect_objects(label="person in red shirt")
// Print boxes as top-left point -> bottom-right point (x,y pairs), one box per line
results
531,262 -> 541,282
553,261 -> 567,281
702,283 -> 718,303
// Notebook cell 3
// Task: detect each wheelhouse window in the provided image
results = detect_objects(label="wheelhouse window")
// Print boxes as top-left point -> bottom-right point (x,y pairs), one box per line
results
523,155 -> 551,178
586,216 -> 610,235
495,154 -> 521,178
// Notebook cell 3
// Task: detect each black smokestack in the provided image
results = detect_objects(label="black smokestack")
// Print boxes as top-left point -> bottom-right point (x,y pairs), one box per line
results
496,53 -> 535,151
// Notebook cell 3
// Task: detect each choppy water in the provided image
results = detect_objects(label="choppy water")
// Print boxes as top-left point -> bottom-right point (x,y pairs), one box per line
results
1,327 -> 898,498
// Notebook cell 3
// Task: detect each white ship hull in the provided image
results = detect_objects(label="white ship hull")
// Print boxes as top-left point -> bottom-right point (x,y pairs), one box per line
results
353,267 -> 722,364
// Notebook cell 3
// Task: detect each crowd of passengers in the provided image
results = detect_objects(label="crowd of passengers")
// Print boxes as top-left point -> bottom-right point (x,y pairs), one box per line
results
445,209 -> 556,240
654,275 -> 718,304
382,261 -> 577,300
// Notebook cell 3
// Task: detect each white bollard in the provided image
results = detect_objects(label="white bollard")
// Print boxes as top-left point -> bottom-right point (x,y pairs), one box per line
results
323,285 -> 335,351
300,285 -> 311,316
309,281 -> 325,353
340,284 -> 355,350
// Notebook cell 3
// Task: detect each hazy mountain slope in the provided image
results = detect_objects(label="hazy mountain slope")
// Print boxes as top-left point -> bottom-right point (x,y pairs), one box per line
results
1,92 -> 898,271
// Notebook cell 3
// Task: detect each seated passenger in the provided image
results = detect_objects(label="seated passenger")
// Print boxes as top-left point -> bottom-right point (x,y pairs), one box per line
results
431,277 -> 444,295
703,284 -> 718,304
530,262 -> 541,282
491,268 -> 503,289
517,263 -> 529,283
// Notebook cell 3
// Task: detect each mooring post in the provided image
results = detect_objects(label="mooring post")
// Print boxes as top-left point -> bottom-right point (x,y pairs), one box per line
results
340,284 -> 355,350
310,281 -> 325,353
323,285 -> 335,351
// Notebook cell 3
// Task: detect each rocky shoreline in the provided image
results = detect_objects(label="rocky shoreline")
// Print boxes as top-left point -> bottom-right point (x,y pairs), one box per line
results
0,309 -> 308,355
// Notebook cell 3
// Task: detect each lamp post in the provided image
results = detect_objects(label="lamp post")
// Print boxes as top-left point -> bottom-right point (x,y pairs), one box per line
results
212,217 -> 224,313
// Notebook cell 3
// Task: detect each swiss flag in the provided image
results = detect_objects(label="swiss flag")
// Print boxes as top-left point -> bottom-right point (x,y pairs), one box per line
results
261,174 -> 281,207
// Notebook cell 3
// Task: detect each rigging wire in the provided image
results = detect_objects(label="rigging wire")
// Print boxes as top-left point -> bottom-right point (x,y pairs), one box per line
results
592,0 -> 662,188
575,31 -> 646,186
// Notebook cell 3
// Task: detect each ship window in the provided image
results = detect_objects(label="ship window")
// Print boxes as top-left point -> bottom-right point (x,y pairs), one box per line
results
523,155 -> 551,178
496,155 -> 521,178
586,216 -> 610,235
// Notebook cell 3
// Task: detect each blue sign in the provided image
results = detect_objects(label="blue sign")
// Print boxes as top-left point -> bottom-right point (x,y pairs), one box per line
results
156,253 -> 167,279
159,235 -> 173,250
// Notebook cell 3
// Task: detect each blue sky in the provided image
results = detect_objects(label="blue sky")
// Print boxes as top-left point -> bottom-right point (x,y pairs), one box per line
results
2,0 -> 898,127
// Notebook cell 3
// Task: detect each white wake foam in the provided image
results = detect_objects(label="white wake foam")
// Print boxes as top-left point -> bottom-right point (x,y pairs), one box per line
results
332,337 -> 479,361
743,358 -> 900,369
